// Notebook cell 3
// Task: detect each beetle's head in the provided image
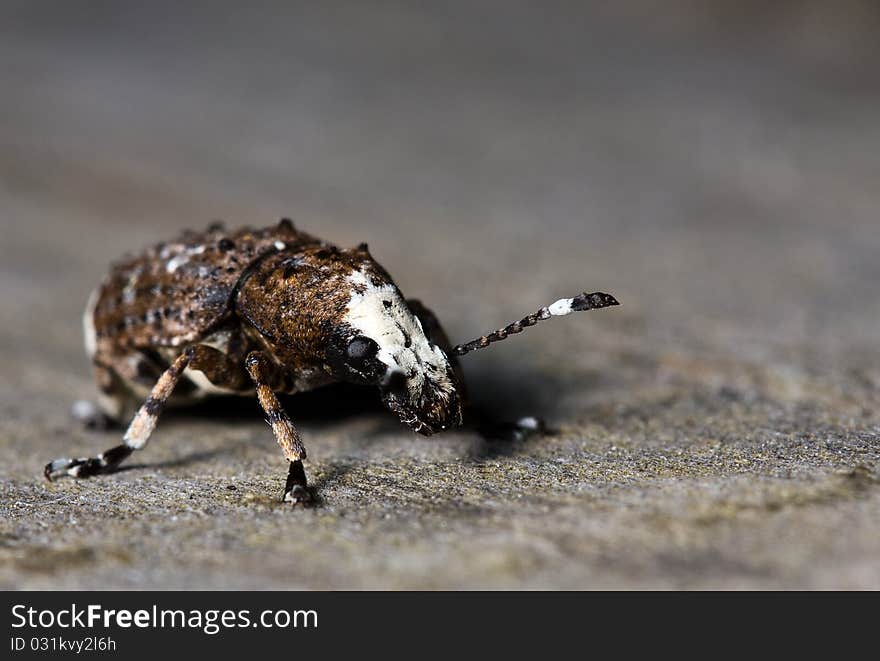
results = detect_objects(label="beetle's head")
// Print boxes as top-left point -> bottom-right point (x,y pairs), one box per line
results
320,248 -> 464,435
240,230 -> 618,434
240,242 -> 463,435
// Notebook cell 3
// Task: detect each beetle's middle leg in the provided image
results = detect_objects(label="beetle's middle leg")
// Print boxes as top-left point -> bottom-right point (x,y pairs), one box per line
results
244,351 -> 311,505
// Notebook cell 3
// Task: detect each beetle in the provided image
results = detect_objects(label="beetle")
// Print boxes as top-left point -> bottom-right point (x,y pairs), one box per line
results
44,219 -> 619,503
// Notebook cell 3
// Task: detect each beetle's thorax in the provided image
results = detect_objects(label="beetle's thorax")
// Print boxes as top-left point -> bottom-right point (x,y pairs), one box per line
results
234,246 -> 356,370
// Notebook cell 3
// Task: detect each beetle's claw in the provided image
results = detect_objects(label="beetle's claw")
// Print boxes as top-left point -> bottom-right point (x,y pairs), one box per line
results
44,458 -> 76,481
282,484 -> 313,506
44,457 -> 105,481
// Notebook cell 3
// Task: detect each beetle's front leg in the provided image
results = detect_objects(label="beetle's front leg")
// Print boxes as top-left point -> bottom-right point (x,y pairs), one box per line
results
244,351 -> 312,505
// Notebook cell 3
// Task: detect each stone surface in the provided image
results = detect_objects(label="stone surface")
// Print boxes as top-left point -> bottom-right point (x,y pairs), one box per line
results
1,2 -> 879,589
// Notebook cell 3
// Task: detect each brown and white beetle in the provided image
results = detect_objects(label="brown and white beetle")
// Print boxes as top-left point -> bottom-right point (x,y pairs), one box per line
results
45,219 -> 619,503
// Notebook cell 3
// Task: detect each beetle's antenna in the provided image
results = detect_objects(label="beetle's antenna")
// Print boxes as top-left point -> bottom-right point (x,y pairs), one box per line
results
452,291 -> 619,357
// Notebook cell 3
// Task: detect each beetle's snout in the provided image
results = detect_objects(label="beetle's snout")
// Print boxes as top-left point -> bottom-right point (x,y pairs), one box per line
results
380,371 -> 464,436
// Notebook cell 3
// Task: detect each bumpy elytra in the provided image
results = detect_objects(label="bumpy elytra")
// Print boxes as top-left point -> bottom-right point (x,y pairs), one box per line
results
45,219 -> 619,504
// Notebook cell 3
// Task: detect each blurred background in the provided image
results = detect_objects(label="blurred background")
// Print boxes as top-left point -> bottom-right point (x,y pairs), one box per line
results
1,1 -> 879,589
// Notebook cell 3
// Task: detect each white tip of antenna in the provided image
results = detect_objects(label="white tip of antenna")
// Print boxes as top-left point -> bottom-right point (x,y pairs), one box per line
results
548,297 -> 576,317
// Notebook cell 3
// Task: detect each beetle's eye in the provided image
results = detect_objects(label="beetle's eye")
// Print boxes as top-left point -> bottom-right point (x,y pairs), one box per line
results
347,336 -> 378,361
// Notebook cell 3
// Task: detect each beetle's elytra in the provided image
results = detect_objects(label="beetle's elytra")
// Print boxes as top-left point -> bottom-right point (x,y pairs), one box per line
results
45,219 -> 619,503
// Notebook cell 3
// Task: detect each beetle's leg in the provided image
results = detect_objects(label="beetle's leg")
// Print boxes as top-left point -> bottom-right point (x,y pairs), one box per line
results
244,351 -> 311,505
184,343 -> 250,391
45,352 -> 192,480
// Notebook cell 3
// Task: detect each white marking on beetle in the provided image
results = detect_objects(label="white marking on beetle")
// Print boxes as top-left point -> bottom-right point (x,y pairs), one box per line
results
166,254 -> 189,273
121,266 -> 144,304
182,330 -> 241,396
274,241 -> 286,250
165,244 -> 207,273
344,269 -> 454,403
83,287 -> 100,357
516,416 -> 543,430
548,297 -> 575,317
185,369 -> 241,396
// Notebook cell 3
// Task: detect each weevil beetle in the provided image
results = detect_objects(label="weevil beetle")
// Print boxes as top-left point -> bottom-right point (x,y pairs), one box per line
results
45,219 -> 619,503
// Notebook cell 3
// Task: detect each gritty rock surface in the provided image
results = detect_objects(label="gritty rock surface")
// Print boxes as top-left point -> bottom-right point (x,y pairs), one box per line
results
1,2 -> 879,589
